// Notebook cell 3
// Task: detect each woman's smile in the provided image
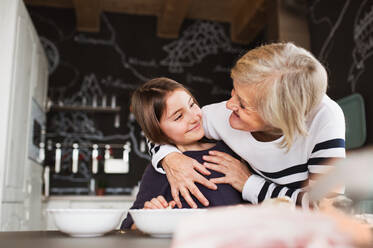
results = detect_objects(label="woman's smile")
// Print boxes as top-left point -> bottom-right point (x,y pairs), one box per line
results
232,111 -> 240,119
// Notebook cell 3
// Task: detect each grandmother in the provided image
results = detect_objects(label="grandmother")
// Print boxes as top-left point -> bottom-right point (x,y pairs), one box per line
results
149,42 -> 346,209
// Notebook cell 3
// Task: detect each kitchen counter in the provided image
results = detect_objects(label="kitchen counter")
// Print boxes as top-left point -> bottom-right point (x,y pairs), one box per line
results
0,230 -> 171,248
42,195 -> 136,202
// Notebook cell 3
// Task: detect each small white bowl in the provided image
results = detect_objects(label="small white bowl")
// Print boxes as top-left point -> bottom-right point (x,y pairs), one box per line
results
47,209 -> 126,237
129,208 -> 207,238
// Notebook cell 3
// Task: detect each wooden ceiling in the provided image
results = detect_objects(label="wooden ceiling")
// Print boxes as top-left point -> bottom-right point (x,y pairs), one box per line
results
24,0 -> 278,44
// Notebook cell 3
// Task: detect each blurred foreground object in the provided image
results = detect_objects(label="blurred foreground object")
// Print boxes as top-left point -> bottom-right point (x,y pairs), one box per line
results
309,146 -> 373,202
171,205 -> 371,248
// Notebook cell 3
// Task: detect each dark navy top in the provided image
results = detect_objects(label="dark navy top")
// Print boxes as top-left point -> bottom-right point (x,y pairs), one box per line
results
120,140 -> 247,229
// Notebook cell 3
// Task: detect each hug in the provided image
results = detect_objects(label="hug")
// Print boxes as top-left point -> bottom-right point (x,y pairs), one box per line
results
121,42 -> 345,229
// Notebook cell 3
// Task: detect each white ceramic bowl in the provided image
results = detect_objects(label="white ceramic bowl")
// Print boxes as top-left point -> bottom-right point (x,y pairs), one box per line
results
129,208 -> 207,238
47,209 -> 126,237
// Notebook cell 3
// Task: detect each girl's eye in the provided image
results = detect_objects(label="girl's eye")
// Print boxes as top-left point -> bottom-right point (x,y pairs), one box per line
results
190,102 -> 195,108
174,114 -> 182,121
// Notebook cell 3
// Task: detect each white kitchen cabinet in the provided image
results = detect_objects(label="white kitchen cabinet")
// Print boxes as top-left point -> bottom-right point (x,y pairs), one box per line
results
3,1 -> 34,203
0,0 -> 48,231
43,196 -> 135,230
1,203 -> 24,231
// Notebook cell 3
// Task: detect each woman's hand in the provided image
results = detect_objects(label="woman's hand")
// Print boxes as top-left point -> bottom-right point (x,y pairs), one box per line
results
162,152 -> 217,209
203,151 -> 251,192
143,195 -> 176,209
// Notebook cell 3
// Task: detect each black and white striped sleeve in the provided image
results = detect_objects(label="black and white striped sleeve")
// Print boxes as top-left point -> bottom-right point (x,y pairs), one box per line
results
146,138 -> 181,174
308,138 -> 346,192
242,174 -> 310,209
242,138 -> 345,209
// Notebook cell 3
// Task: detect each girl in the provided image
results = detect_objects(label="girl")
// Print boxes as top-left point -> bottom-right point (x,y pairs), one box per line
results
120,77 -> 247,229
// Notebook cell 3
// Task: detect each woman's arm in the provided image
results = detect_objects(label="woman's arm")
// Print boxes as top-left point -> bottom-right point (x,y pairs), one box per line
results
203,99 -> 346,209
203,150 -> 311,209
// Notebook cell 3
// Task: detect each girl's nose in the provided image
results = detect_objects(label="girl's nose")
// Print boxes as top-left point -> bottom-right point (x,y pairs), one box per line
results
189,110 -> 201,123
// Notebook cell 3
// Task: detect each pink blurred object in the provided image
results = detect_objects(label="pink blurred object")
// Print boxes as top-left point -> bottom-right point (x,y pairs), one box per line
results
171,205 -> 358,248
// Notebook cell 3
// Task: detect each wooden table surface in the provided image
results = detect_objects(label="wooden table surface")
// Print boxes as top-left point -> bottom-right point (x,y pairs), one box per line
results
0,230 -> 171,248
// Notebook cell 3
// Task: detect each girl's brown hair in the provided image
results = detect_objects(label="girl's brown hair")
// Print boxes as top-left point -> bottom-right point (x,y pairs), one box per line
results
131,77 -> 197,144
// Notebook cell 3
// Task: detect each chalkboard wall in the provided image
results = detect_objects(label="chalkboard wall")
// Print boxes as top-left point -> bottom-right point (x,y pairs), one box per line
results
28,1 -> 372,195
27,6 -> 264,195
307,0 -> 372,146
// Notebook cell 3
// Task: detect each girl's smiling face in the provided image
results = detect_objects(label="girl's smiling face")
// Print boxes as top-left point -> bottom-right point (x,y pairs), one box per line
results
159,89 -> 204,145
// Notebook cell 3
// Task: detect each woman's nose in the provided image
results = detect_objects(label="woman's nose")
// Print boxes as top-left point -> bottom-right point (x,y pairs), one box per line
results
226,97 -> 238,111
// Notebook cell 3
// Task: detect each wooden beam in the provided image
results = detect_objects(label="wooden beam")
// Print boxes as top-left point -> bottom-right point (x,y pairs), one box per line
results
157,0 -> 192,39
72,0 -> 101,32
266,0 -> 279,42
24,0 -> 73,8
188,0 -> 237,23
102,0 -> 163,16
231,0 -> 267,44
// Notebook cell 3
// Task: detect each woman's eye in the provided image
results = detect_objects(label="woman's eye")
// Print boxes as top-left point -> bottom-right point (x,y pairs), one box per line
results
190,102 -> 195,108
174,114 -> 182,121
239,103 -> 245,109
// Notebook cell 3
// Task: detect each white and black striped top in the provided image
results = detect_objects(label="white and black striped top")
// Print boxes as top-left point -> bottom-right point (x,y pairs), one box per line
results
149,95 -> 346,209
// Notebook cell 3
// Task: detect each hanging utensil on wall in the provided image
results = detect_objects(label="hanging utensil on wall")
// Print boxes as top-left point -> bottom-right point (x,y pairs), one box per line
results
114,113 -> 120,128
72,143 -> 79,173
55,143 -> 61,173
104,142 -> 130,174
92,144 -> 99,174
38,142 -> 45,164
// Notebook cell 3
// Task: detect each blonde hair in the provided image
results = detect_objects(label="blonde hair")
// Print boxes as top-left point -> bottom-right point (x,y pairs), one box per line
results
131,77 -> 197,144
231,43 -> 328,150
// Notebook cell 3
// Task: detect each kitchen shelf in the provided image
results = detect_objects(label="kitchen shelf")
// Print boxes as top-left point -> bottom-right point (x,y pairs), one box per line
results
49,105 -> 121,113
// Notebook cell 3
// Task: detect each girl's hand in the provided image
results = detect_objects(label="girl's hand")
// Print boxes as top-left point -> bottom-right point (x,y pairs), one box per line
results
203,151 -> 251,192
143,195 -> 177,209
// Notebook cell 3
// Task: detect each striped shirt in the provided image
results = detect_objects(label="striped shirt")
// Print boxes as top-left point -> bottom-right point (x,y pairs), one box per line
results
149,95 -> 346,209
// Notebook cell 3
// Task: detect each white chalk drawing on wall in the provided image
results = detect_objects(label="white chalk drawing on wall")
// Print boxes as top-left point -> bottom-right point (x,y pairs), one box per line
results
348,0 -> 373,92
29,11 -> 83,101
128,57 -> 158,68
30,11 -> 76,43
309,0 -> 350,63
185,73 -> 230,96
30,8 -> 241,192
64,73 -> 103,106
48,73 -> 150,154
74,14 -> 233,95
40,37 -> 59,74
160,21 -> 242,73
74,13 -> 150,82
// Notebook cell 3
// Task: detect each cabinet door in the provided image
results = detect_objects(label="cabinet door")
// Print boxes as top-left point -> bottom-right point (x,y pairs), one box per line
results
3,2 -> 35,202
23,160 -> 44,230
1,203 -> 24,231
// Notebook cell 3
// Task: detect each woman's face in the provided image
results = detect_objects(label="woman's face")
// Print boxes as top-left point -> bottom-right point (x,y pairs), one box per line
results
226,80 -> 271,132
159,89 -> 204,145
